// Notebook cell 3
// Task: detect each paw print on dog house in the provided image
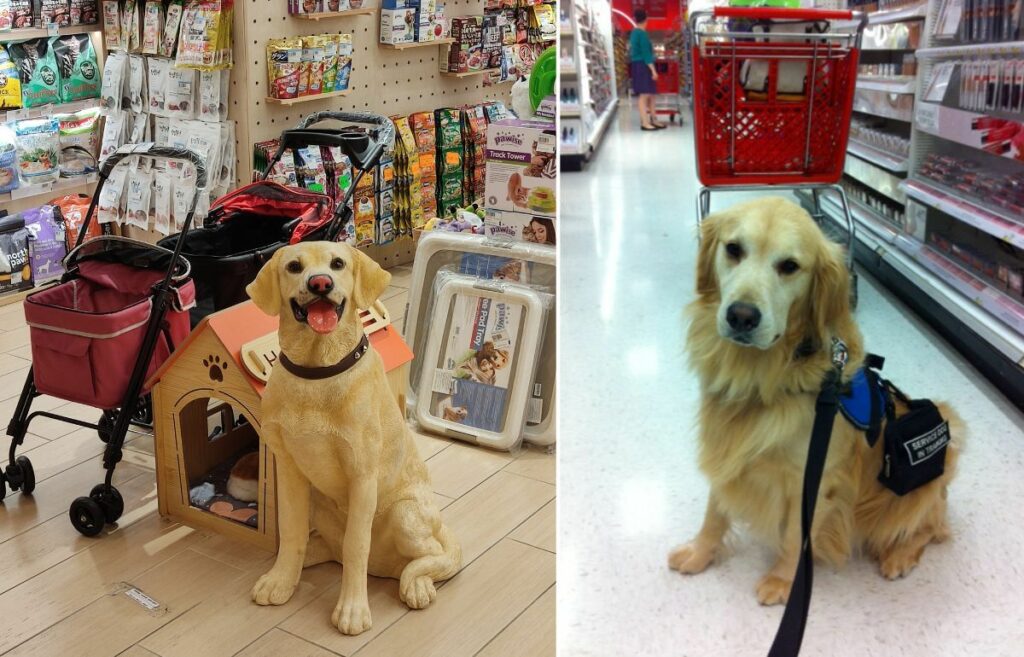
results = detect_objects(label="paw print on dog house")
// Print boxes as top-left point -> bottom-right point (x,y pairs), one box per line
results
146,300 -> 412,551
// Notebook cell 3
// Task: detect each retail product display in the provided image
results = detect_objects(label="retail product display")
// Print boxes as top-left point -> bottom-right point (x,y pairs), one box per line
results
483,117 -> 556,224
0,0 -> 97,27
288,0 -> 365,15
559,0 -> 616,170
265,33 -> 352,100
0,212 -> 32,294
917,152 -> 1023,215
405,232 -> 556,446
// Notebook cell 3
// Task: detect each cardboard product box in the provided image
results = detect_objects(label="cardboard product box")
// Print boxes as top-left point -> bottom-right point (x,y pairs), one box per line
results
445,16 -> 483,73
484,118 -> 556,218
381,8 -> 417,44
483,208 -> 556,246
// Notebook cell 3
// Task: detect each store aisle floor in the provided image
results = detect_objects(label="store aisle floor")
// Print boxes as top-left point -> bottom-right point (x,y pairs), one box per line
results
559,109 -> 1024,656
0,267 -> 555,657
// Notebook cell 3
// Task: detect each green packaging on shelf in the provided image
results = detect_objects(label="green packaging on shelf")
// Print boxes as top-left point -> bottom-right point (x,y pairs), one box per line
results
52,34 -> 101,103
435,108 -> 461,147
8,39 -> 60,108
440,170 -> 462,202
438,147 -> 462,175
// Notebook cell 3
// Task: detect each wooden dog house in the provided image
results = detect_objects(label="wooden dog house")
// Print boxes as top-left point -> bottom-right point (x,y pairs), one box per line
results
146,301 -> 413,551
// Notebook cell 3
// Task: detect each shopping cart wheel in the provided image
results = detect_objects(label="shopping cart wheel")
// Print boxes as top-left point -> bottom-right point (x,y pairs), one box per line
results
5,456 -> 35,494
70,497 -> 106,537
90,484 -> 124,524
97,411 -> 115,443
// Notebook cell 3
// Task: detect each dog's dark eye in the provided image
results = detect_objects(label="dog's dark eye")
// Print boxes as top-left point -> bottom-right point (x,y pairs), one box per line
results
778,259 -> 800,275
330,257 -> 345,271
725,242 -> 744,259
285,260 -> 302,274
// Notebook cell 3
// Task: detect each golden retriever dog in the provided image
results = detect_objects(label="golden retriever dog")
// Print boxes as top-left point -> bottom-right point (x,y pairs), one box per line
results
669,197 -> 962,605
247,242 -> 461,635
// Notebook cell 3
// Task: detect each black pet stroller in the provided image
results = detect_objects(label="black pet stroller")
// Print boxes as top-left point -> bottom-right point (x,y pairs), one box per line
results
1,146 -> 207,536
158,111 -> 395,324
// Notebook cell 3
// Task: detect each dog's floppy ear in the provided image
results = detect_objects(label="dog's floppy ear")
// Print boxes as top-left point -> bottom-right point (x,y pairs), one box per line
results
810,240 -> 853,343
695,213 -> 722,297
349,246 -> 392,309
246,249 -> 286,316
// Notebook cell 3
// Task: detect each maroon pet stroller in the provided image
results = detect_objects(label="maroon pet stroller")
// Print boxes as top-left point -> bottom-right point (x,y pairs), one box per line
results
1,145 -> 206,537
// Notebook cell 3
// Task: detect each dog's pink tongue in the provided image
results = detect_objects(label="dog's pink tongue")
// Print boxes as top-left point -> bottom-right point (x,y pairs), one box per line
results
306,300 -> 338,334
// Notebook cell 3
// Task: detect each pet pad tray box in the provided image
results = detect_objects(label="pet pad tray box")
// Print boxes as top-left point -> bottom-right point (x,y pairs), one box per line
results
404,232 -> 556,446
483,208 -> 556,246
0,213 -> 33,295
484,118 -> 556,218
414,272 -> 548,451
147,300 -> 412,551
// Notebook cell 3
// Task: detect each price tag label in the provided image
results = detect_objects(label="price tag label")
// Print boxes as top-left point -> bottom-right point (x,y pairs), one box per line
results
46,23 -> 59,37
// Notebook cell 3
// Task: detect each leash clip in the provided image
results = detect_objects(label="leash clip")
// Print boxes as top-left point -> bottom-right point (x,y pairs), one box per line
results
830,337 -> 848,372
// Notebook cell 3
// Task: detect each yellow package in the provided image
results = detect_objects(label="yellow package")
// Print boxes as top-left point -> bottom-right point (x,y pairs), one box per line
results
0,46 -> 22,110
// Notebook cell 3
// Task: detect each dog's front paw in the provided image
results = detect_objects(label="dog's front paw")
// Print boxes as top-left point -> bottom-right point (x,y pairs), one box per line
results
756,574 -> 792,606
251,570 -> 298,606
333,596 -> 373,635
400,575 -> 437,610
668,542 -> 715,574
880,549 -> 922,580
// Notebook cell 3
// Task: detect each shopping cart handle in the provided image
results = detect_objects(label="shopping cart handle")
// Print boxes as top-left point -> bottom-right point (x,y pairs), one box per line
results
711,6 -> 854,21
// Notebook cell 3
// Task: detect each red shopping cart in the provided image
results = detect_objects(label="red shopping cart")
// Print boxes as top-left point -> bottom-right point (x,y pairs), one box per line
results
654,56 -> 683,124
689,7 -> 867,287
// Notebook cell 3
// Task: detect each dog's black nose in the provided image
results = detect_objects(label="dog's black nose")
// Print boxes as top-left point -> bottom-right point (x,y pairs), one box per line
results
307,275 -> 334,295
726,302 -> 761,332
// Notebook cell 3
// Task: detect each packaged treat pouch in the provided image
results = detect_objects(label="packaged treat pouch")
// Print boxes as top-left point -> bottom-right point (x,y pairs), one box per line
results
335,34 -> 352,91
267,37 -> 302,99
176,0 -> 234,70
199,68 -> 228,121
301,35 -> 325,96
321,35 -> 339,91
100,50 -> 127,113
0,45 -> 21,110
102,0 -> 121,49
70,0 -> 99,25
98,161 -> 129,224
41,0 -> 71,26
439,147 -> 462,174
171,177 -> 194,231
9,39 -> 60,108
147,56 -> 169,114
142,0 -> 162,54
52,34 -> 101,102
160,0 -> 182,57
99,109 -> 128,159
153,171 -> 171,234
120,0 -> 136,52
56,107 -> 101,177
165,66 -> 195,117
9,0 -> 31,28
14,118 -> 60,186
0,124 -> 18,194
152,115 -> 169,145
127,53 -> 146,111
50,193 -> 100,246
125,163 -> 153,229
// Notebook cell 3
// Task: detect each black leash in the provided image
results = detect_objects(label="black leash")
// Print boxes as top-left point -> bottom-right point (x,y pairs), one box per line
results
767,338 -> 848,657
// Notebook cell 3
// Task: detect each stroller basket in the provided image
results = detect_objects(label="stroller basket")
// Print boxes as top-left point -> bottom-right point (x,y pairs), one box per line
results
24,259 -> 195,409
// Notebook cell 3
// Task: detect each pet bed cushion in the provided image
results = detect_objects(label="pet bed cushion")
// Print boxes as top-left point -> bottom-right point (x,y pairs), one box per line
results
188,452 -> 259,528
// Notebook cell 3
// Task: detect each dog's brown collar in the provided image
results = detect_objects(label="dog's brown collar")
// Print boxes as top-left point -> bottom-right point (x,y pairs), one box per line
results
278,334 -> 369,380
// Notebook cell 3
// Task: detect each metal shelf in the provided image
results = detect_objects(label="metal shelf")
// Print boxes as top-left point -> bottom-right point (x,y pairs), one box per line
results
917,40 -> 1024,59
847,139 -> 909,173
867,2 -> 928,24
0,23 -> 101,42
0,174 -> 97,205
914,102 -> 1024,165
856,76 -> 917,94
902,178 -> 1024,250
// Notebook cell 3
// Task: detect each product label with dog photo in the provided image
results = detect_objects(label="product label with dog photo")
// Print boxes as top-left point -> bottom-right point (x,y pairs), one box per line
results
458,252 -> 532,284
484,119 -> 556,218
431,293 -> 522,433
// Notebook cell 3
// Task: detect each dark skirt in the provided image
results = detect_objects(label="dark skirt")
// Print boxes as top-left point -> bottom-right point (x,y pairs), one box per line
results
631,61 -> 657,95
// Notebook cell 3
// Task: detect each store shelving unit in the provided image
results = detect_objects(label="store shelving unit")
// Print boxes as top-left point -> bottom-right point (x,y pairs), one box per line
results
805,0 -> 1024,408
559,0 -> 617,172
1,26 -> 105,218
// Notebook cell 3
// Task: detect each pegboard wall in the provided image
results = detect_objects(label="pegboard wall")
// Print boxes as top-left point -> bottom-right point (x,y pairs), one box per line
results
228,0 -> 514,187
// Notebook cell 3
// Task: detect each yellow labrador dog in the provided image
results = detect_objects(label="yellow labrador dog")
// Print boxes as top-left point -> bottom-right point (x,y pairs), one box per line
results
246,242 -> 461,635
670,197 -> 961,605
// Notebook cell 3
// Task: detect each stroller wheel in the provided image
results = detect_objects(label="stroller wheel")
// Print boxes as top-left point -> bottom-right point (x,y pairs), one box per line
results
90,484 -> 125,524
97,412 -> 114,443
70,497 -> 106,537
132,396 -> 154,427
15,456 -> 34,494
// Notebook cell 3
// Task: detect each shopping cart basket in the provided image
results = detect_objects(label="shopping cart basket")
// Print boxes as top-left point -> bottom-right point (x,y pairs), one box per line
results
689,7 -> 867,289
654,56 -> 684,124
2,145 -> 206,537
158,111 -> 395,324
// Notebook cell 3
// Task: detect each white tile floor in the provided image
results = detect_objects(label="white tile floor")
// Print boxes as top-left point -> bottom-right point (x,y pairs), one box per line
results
558,108 -> 1024,657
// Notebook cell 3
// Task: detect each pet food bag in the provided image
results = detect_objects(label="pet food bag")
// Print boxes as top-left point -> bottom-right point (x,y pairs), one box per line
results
102,0 -> 122,50
51,193 -> 101,247
52,33 -> 101,102
266,37 -> 302,99
9,39 -> 60,107
21,205 -> 67,282
15,118 -> 61,186
0,213 -> 32,294
70,0 -> 99,25
56,106 -> 101,177
0,124 -> 18,194
0,44 -> 22,109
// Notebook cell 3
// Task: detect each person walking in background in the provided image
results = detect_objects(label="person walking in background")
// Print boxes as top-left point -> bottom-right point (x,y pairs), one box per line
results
629,9 -> 664,131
